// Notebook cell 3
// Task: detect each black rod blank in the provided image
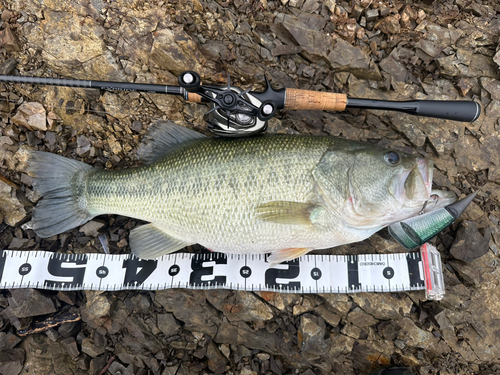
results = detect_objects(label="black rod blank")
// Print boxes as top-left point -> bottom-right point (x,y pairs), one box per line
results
347,98 -> 481,122
0,75 -> 182,95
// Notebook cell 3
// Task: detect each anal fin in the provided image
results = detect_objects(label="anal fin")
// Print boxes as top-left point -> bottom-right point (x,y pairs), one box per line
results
130,223 -> 192,259
256,201 -> 324,226
267,248 -> 311,267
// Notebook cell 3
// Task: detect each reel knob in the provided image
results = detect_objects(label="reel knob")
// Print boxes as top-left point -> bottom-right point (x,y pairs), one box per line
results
178,71 -> 201,93
257,100 -> 276,121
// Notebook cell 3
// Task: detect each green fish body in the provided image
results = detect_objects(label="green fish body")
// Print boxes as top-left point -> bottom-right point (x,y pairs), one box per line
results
28,121 -> 455,264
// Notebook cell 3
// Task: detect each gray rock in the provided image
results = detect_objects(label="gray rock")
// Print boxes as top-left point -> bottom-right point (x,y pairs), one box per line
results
11,102 -> 47,131
297,314 -> 330,359
0,181 -> 26,227
76,135 -> 91,156
157,313 -> 181,336
346,307 -> 377,327
80,291 -> 115,329
494,48 -> 500,68
0,332 -> 21,351
365,9 -> 379,22
122,315 -> 164,354
0,57 -> 17,75
0,348 -> 24,375
327,38 -> 381,80
350,293 -> 412,320
206,341 -> 228,373
450,220 -> 492,263
8,290 -> 56,318
79,220 -> 105,237
205,290 -> 274,322
81,337 -> 105,358
58,321 -> 80,338
415,39 -> 442,58
150,28 -> 205,75
8,237 -> 29,249
22,334 -> 79,374
155,290 -> 221,337
396,317 -> 447,354
468,54 -> 499,79
89,355 -> 107,375
481,77 -> 500,101
421,22 -> 463,47
61,337 -> 80,359
379,49 -> 409,82
0,27 -> 21,52
45,328 -> 60,342
377,320 -> 402,341
275,13 -> 330,62
375,15 -> 401,34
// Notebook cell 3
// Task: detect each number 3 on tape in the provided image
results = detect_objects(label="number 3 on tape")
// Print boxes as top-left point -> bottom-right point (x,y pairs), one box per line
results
0,245 -> 445,300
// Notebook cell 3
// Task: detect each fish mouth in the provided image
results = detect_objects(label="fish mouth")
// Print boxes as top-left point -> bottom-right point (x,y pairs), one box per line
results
397,157 -> 457,211
392,158 -> 432,206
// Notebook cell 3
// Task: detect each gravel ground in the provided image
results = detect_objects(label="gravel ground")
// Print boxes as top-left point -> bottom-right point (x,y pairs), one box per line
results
0,0 -> 500,374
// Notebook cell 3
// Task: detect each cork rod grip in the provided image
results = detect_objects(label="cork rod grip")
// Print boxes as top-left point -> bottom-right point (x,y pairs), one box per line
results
284,89 -> 347,111
187,92 -> 202,103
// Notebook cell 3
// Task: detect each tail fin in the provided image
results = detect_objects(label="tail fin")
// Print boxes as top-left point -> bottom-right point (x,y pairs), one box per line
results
27,151 -> 94,238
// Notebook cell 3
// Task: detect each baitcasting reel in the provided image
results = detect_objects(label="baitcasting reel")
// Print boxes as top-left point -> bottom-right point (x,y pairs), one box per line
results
177,71 -> 278,136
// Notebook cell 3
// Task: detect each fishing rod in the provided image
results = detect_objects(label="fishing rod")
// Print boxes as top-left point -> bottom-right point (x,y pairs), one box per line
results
0,71 -> 481,137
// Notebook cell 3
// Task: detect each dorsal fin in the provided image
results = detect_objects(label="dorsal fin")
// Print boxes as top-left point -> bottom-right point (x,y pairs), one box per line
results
137,120 -> 207,164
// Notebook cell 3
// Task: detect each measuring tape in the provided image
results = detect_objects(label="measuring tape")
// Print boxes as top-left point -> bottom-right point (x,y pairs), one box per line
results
0,245 -> 445,299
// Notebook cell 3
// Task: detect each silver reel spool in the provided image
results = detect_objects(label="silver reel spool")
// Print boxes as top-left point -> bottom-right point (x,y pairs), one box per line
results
205,86 -> 268,137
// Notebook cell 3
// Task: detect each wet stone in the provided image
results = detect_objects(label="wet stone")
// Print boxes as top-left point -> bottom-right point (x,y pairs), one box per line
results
89,354 -> 107,375
375,14 -> 401,34
0,332 -> 21,351
206,341 -> 228,373
157,313 -> 181,336
79,220 -> 105,237
0,182 -> 27,227
205,290 -> 274,322
328,37 -> 381,80
81,337 -> 105,358
0,57 -> 18,75
80,292 -> 115,329
276,13 -> 330,61
61,337 -> 80,359
450,220 -> 492,263
11,102 -> 47,131
45,328 -> 60,342
0,27 -> 21,52
58,321 -> 80,338
76,135 -> 91,156
297,314 -> 330,359
8,289 -> 56,318
0,348 -> 24,375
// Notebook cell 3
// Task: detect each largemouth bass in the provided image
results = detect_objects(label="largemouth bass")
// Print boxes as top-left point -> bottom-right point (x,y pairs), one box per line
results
28,121 -> 456,265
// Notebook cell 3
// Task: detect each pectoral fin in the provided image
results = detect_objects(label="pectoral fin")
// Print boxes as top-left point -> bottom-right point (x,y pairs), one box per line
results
268,247 -> 311,267
255,201 -> 324,226
130,223 -> 193,259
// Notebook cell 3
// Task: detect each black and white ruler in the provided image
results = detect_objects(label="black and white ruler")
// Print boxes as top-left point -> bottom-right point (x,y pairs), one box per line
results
0,245 -> 444,299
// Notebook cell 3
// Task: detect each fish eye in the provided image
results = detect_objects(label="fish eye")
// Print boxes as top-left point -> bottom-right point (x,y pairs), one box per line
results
384,151 -> 401,165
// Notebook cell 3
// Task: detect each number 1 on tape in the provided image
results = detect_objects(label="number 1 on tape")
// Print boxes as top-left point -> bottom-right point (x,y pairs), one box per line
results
0,245 -> 445,300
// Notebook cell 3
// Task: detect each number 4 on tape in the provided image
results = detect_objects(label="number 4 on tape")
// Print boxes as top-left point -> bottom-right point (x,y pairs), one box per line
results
0,245 -> 445,300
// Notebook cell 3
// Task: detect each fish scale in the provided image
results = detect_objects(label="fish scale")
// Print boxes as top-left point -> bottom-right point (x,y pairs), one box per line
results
84,135 -> 335,253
